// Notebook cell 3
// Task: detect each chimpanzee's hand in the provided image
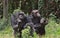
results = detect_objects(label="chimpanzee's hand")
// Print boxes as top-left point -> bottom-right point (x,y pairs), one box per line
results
24,22 -> 34,28
17,18 -> 22,22
13,25 -> 18,29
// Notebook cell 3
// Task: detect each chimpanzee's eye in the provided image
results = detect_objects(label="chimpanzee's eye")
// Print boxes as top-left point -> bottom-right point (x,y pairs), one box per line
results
19,14 -> 24,16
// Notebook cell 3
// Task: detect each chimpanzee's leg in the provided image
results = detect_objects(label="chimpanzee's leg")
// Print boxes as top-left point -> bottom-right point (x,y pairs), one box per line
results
30,26 -> 34,37
19,30 -> 22,38
18,28 -> 22,38
39,27 -> 45,35
13,27 -> 19,38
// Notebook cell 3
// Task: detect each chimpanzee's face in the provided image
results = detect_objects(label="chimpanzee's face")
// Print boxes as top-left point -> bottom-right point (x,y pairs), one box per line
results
18,14 -> 24,19
18,13 -> 25,20
17,12 -> 25,22
32,10 -> 40,17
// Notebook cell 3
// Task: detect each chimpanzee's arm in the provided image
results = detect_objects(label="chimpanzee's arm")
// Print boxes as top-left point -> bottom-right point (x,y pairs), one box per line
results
24,15 -> 34,28
26,15 -> 33,23
11,15 -> 18,29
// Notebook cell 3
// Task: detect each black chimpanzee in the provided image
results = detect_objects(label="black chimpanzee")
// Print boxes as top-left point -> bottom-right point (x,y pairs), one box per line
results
27,10 -> 48,36
11,11 -> 28,38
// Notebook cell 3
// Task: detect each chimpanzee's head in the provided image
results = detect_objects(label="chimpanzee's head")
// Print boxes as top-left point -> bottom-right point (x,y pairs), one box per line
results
31,10 -> 41,17
16,11 -> 26,22
18,11 -> 26,20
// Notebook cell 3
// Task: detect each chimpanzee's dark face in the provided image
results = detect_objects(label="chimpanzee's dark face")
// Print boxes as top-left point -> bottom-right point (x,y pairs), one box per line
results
32,10 -> 40,17
18,14 -> 24,19
17,12 -> 25,22
18,12 -> 25,20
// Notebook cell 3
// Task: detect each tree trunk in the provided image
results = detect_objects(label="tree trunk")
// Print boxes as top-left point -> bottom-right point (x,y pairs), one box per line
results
3,0 -> 8,24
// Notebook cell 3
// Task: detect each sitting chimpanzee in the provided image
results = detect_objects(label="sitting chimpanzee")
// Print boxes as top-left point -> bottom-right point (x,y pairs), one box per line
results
11,11 -> 28,38
27,10 -> 48,36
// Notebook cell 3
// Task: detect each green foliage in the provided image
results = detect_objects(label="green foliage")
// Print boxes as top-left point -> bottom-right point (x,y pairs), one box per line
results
46,17 -> 60,35
0,17 -> 10,30
8,0 -> 20,13
13,8 -> 20,13
22,26 -> 38,38
22,26 -> 32,38
38,0 -> 44,10
0,18 -> 6,30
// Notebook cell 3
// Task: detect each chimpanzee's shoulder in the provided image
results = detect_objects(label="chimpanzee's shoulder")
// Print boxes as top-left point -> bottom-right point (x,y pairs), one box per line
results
28,15 -> 33,19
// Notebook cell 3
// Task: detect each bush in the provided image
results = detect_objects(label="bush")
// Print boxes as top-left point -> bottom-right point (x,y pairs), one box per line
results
0,18 -> 10,30
22,26 -> 38,38
22,26 -> 33,38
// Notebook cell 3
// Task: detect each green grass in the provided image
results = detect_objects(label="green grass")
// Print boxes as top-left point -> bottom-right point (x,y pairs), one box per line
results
0,17 -> 60,38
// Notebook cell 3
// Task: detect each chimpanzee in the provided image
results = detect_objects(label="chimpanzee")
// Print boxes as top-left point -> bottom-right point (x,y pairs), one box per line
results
11,11 -> 28,38
27,10 -> 48,35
